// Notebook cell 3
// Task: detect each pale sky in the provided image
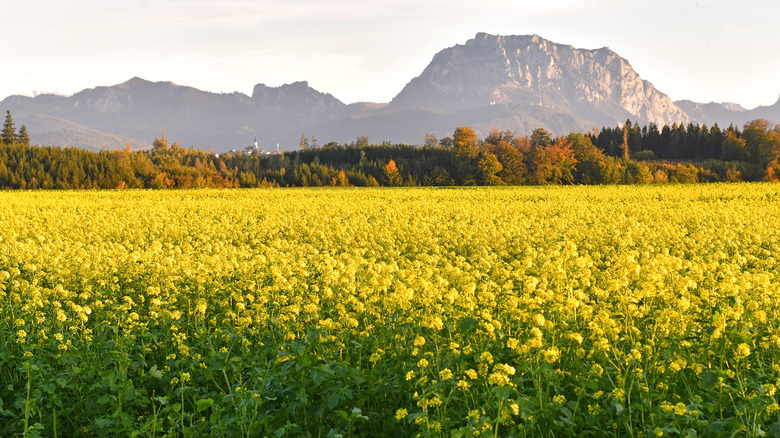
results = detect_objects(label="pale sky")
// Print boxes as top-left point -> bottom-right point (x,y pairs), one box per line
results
3,0 -> 780,109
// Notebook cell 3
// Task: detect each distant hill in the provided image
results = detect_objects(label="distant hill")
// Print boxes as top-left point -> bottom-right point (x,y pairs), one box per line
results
2,33 -> 778,151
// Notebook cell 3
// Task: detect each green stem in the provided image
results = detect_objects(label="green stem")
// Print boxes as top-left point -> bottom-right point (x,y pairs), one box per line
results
52,405 -> 57,438
24,366 -> 31,436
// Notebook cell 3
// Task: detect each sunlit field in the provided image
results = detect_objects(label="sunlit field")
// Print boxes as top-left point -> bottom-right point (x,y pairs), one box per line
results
2,185 -> 780,437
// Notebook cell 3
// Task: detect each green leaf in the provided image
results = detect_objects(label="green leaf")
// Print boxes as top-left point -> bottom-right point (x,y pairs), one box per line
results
312,370 -> 324,386
195,398 -> 214,412
327,393 -> 340,410
148,365 -> 163,380
492,386 -> 510,400
460,317 -> 477,332
699,370 -> 727,390
296,388 -> 309,405
94,417 -> 113,429
707,422 -> 727,434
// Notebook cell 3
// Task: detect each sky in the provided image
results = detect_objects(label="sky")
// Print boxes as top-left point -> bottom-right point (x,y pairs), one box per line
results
3,0 -> 780,109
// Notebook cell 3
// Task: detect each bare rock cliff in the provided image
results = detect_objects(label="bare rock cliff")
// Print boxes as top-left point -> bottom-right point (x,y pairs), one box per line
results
389,33 -> 690,127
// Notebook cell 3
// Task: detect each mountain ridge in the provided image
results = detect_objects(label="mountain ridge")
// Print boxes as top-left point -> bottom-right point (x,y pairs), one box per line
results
2,33 -> 778,152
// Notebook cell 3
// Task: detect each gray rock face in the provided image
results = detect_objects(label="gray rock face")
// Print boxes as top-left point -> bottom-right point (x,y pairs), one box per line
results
389,33 -> 690,127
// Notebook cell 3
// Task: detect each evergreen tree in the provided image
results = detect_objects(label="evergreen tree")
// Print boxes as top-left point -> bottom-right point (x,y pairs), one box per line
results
18,125 -> 29,145
2,110 -> 16,145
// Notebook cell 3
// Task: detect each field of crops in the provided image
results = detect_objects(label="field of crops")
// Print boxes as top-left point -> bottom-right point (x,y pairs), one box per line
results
2,185 -> 780,437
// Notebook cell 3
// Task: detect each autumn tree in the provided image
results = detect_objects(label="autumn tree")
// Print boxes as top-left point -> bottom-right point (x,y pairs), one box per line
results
452,126 -> 480,184
355,136 -> 369,147
477,151 -> 503,185
382,159 -> 402,186
300,134 -> 309,150
484,129 -> 525,184
720,131 -> 748,161
621,120 -> 630,160
152,135 -> 170,151
527,136 -> 577,184
331,170 -> 350,187
568,132 -> 613,184
424,133 -> 439,147
530,128 -> 552,147
742,119 -> 780,165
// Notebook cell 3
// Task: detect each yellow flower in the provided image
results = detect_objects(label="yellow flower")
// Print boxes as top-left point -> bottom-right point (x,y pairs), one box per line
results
395,408 -> 408,420
736,343 -> 751,359
413,336 -> 426,347
417,358 -> 429,368
464,369 -> 478,380
439,368 -> 453,380
542,347 -> 560,363
567,332 -> 584,344
674,402 -> 687,416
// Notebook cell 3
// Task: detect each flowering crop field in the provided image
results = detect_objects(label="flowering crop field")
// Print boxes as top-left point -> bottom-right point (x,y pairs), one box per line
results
2,185 -> 780,437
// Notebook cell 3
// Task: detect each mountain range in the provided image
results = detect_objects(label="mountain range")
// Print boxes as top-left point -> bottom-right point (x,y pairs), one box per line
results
3,32 -> 779,152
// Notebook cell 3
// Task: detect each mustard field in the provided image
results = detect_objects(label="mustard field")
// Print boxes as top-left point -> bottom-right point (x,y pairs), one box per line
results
2,185 -> 780,437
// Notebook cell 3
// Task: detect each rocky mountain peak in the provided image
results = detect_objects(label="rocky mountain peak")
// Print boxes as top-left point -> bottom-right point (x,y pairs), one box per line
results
389,32 -> 689,127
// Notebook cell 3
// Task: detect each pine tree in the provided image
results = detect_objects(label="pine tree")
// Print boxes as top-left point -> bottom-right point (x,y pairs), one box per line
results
2,110 -> 16,145
17,125 -> 29,145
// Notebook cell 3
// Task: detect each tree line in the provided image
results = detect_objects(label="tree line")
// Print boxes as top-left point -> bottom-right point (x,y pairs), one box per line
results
590,119 -> 780,165
1,110 -> 779,189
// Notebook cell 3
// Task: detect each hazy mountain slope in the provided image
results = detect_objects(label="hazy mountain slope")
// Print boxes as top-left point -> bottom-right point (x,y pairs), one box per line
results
20,114 -> 148,151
